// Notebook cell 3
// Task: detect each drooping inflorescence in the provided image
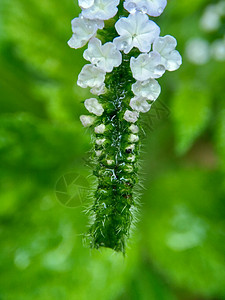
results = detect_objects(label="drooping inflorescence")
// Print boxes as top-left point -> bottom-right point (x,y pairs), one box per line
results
68,0 -> 182,253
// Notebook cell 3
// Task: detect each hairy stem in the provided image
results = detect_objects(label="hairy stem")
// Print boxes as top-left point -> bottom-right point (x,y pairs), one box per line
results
88,55 -> 140,252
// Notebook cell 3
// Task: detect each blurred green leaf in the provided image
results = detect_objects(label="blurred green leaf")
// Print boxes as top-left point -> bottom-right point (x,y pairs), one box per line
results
142,168 -> 225,298
172,82 -> 211,155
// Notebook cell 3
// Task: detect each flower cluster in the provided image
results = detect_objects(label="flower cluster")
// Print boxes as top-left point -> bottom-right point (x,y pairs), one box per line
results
186,1 -> 225,65
68,0 -> 182,252
68,0 -> 182,125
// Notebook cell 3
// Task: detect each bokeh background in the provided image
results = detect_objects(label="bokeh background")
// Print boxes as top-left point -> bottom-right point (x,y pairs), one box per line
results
0,0 -> 225,299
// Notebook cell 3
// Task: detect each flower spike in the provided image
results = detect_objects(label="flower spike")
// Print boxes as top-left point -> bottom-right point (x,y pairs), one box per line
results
68,0 -> 182,253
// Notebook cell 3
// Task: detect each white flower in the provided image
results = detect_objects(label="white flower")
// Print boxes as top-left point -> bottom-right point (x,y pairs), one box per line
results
113,12 -> 160,54
82,0 -> 120,21
129,124 -> 139,133
78,0 -> 94,9
124,164 -> 133,172
185,38 -> 210,65
126,144 -> 135,151
153,35 -> 182,71
83,38 -> 122,72
84,98 -> 104,116
77,65 -> 106,88
130,96 -> 151,113
68,16 -> 104,49
96,138 -> 106,145
94,124 -> 106,134
127,155 -> 136,162
80,115 -> 96,127
130,52 -> 165,81
90,83 -> 106,95
124,0 -> 167,17
124,110 -> 139,123
107,159 -> 114,165
200,4 -> 221,32
95,150 -> 102,156
132,79 -> 161,101
129,134 -> 139,142
211,39 -> 225,61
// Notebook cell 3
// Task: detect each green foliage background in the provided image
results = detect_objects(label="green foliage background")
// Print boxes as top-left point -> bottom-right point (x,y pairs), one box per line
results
0,0 -> 225,299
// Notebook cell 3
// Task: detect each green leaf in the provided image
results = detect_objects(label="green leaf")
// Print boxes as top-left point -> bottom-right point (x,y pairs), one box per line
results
172,83 -> 211,155
142,168 -> 225,298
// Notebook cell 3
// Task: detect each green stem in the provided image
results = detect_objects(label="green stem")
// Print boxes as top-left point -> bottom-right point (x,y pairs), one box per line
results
88,55 -> 140,253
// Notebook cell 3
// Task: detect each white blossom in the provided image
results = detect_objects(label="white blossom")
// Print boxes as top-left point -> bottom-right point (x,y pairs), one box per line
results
124,0 -> 167,17
124,165 -> 133,173
185,38 -> 210,65
113,12 -> 160,54
78,0 -> 94,9
124,110 -> 139,123
96,138 -> 106,145
129,124 -> 139,133
94,124 -> 106,134
129,134 -> 139,142
84,98 -> 104,116
130,52 -> 165,81
200,4 -> 221,32
90,83 -> 106,95
107,159 -> 114,165
77,65 -> 106,88
132,79 -> 161,101
153,35 -> 182,71
130,96 -> 151,113
211,39 -> 225,61
127,155 -> 136,162
83,38 -> 122,72
68,16 -> 104,49
126,144 -> 135,151
80,115 -> 96,127
95,150 -> 102,156
82,0 -> 120,21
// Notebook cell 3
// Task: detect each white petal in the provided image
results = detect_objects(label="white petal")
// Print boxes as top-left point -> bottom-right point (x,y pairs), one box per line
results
132,13 -> 160,52
84,38 -> 122,72
114,12 -> 160,53
90,83 -> 106,95
96,138 -> 106,145
124,0 -> 167,17
95,150 -> 102,156
78,0 -> 94,9
153,35 -> 177,56
124,110 -> 139,123
94,124 -> 106,134
82,0 -> 120,20
145,0 -> 167,17
130,52 -> 165,81
132,79 -> 161,101
68,16 -> 104,49
129,134 -> 139,142
113,35 -> 133,54
115,14 -> 137,36
129,124 -> 139,133
130,96 -> 151,113
80,115 -> 95,127
153,35 -> 182,71
101,42 -> 122,71
84,98 -> 104,116
77,65 -> 106,88
126,144 -> 135,151
164,50 -> 182,71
